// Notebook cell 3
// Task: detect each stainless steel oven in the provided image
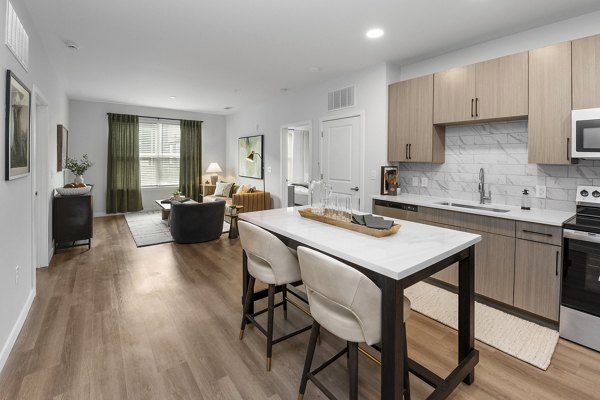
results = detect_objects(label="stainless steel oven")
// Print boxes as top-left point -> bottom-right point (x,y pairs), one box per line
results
572,108 -> 600,159
561,189 -> 600,351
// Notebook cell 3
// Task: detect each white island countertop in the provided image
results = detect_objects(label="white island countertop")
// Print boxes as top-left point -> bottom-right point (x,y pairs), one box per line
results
240,207 -> 481,280
372,194 -> 574,226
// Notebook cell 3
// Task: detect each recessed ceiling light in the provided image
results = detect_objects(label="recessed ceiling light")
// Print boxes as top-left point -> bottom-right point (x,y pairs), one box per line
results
280,88 -> 289,93
224,106 -> 233,110
366,28 -> 384,39
169,96 -> 176,99
308,66 -> 322,73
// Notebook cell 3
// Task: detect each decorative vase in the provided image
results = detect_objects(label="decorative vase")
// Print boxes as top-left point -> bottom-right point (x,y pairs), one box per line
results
74,175 -> 84,184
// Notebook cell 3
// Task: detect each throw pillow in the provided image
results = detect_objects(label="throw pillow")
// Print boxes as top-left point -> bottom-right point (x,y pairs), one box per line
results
236,184 -> 251,194
214,181 -> 234,197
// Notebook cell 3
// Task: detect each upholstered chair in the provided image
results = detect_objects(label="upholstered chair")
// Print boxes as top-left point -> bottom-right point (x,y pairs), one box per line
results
238,221 -> 312,371
296,246 -> 411,400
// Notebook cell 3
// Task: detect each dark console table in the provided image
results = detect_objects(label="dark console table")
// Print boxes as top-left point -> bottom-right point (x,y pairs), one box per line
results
53,190 -> 94,251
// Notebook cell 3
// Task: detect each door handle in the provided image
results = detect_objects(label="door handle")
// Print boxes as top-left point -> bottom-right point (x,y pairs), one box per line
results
471,99 -> 474,117
350,187 -> 359,191
475,98 -> 479,117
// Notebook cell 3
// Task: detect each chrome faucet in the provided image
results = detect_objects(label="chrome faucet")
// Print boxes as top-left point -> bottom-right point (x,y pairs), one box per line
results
478,168 -> 492,204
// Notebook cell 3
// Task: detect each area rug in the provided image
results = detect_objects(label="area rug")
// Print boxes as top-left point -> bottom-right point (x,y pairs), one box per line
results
124,210 -> 230,247
405,282 -> 559,370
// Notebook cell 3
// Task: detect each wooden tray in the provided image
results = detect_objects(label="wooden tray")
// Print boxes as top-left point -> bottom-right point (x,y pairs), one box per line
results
298,208 -> 400,238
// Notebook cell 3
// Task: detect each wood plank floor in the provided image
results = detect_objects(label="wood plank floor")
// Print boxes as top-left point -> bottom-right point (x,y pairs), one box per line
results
1,215 -> 599,399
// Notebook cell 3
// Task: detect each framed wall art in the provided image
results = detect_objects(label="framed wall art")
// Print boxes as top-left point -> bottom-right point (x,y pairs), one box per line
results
381,166 -> 399,195
57,124 -> 68,171
5,70 -> 31,181
238,134 -> 264,179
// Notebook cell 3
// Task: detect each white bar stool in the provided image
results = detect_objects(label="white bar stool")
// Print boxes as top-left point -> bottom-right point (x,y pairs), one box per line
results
238,221 -> 312,371
297,246 -> 411,400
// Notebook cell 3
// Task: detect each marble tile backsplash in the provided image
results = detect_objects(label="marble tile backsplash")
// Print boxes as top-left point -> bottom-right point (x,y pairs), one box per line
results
398,120 -> 600,213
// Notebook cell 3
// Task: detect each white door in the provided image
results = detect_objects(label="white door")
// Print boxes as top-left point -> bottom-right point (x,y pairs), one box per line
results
321,116 -> 360,197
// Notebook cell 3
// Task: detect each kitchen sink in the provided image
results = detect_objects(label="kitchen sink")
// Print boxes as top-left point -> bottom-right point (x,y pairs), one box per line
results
435,201 -> 510,213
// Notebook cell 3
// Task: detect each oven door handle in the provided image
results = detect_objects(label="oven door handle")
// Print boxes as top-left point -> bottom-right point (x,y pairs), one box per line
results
563,228 -> 600,243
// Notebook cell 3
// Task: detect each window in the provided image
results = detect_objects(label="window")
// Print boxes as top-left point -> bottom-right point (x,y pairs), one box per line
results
139,118 -> 180,187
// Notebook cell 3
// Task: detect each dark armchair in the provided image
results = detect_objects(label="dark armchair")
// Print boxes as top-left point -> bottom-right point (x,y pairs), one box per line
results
170,200 -> 226,244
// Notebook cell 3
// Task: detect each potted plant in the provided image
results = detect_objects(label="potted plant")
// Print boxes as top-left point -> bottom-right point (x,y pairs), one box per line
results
65,154 -> 93,184
171,191 -> 186,201
229,204 -> 239,216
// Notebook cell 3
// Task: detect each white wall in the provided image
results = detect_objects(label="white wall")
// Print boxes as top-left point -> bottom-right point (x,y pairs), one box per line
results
0,0 -> 69,373
68,100 -> 226,216
225,63 -> 388,211
399,10 -> 600,81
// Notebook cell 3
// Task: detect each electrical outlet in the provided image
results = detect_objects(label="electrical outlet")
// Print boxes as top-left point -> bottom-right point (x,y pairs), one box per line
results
370,170 -> 376,180
412,177 -> 419,186
421,177 -> 428,187
15,265 -> 19,286
535,185 -> 546,199
267,166 -> 272,173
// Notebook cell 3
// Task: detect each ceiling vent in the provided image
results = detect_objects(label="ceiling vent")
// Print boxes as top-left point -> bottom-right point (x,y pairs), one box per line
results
5,1 -> 29,70
327,85 -> 355,111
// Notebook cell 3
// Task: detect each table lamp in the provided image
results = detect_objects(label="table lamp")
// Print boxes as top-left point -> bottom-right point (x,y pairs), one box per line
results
206,162 -> 222,185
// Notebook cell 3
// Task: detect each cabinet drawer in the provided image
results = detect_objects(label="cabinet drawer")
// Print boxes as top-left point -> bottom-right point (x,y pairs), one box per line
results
420,206 -> 515,237
516,221 -> 561,246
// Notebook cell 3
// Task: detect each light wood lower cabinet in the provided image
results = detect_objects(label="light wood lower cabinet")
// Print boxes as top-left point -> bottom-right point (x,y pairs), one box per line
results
428,222 -> 515,305
513,239 -> 561,321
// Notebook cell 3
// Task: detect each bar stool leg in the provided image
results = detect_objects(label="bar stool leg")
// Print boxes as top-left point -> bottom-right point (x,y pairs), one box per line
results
282,284 -> 288,320
266,284 -> 276,371
348,342 -> 359,400
298,321 -> 320,400
403,323 -> 411,400
239,276 -> 255,340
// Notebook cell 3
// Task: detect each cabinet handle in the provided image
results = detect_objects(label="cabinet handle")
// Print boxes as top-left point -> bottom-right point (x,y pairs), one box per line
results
471,99 -> 474,117
567,137 -> 570,161
409,144 -> 412,160
476,98 -> 479,117
555,250 -> 559,276
405,144 -> 409,160
522,229 -> 553,237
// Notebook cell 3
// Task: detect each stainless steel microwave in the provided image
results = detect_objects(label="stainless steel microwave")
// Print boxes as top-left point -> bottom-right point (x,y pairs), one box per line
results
572,108 -> 600,159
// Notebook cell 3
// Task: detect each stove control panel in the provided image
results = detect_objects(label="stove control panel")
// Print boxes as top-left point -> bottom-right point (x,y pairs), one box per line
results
576,186 -> 600,203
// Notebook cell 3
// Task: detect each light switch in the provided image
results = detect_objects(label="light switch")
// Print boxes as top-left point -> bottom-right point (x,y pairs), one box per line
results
421,177 -> 428,187
370,169 -> 376,180
267,166 -> 272,173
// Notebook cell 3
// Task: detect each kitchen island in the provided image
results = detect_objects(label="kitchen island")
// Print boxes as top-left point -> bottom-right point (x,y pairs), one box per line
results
240,207 -> 481,400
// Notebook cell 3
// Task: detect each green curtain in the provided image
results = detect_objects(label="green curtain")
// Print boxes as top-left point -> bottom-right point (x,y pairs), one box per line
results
106,113 -> 143,213
179,119 -> 203,201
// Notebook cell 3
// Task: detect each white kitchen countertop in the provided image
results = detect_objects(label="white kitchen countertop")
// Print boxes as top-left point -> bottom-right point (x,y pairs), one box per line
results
371,194 -> 574,226
240,207 -> 481,280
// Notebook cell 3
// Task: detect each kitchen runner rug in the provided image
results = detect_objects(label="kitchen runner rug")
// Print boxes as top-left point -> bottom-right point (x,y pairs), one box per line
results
124,210 -> 230,247
405,282 -> 559,370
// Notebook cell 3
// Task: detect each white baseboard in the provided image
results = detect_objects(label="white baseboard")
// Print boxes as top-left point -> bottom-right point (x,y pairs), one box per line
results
0,288 -> 36,374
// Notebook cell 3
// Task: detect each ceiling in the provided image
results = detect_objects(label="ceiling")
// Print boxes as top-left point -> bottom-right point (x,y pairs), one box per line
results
23,0 -> 600,115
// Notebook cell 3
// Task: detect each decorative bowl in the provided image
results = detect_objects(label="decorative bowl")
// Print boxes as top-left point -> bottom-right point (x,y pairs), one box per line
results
56,186 -> 92,196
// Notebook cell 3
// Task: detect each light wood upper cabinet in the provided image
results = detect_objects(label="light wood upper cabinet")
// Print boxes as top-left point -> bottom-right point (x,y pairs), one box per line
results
475,52 -> 528,120
528,42 -> 572,165
388,75 -> 444,163
573,33 -> 600,110
514,239 -> 561,321
433,65 -> 476,124
433,53 -> 528,124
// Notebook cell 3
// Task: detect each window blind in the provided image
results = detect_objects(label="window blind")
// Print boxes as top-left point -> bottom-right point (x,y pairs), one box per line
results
139,118 -> 181,187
